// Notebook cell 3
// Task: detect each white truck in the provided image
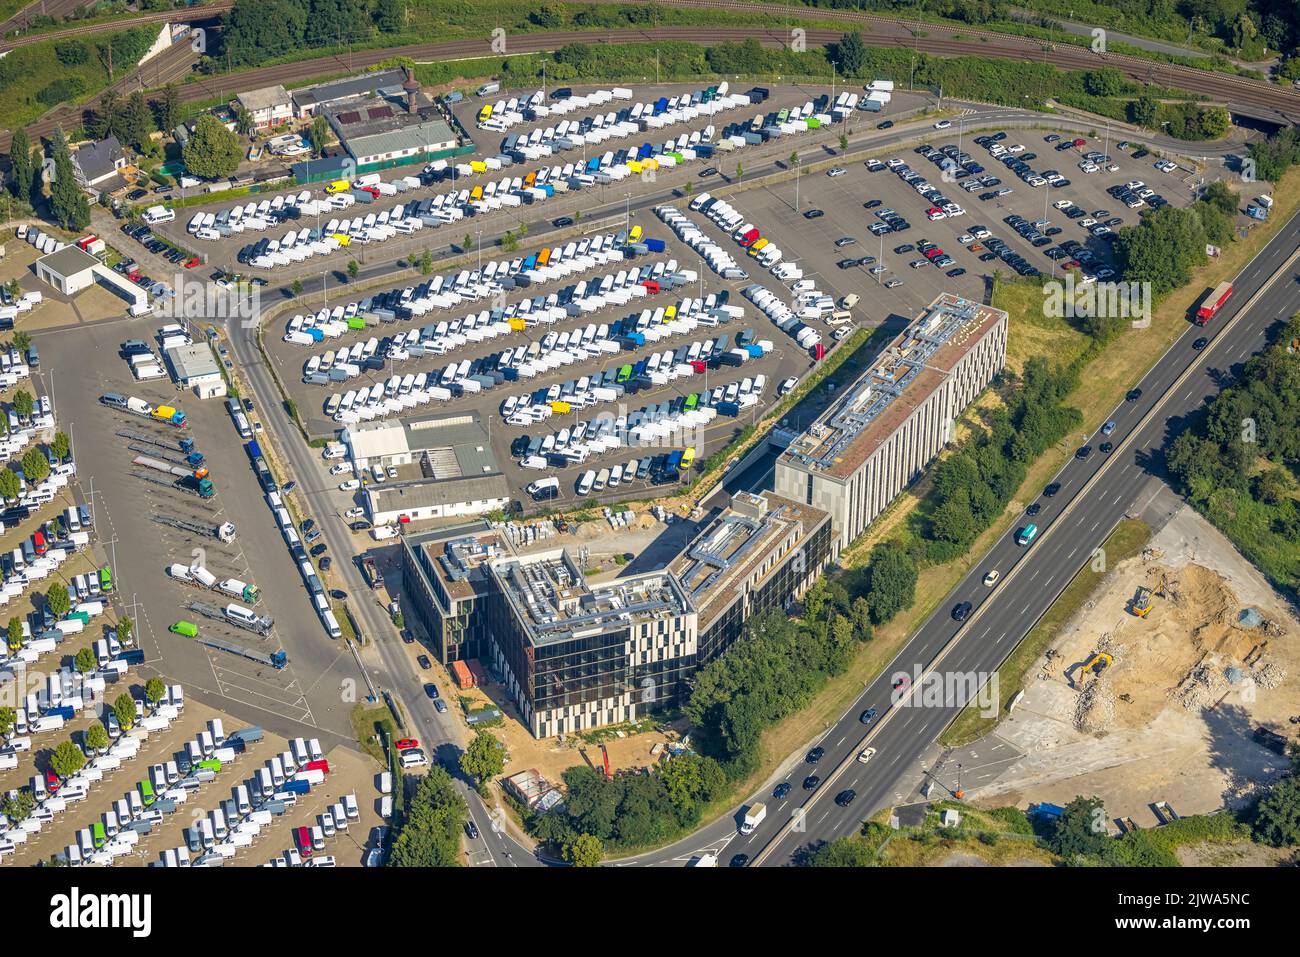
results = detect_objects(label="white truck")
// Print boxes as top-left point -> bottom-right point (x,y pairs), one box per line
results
740,802 -> 766,835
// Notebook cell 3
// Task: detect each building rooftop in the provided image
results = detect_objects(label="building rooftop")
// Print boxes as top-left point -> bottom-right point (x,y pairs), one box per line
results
166,343 -> 220,382
489,548 -> 694,646
35,244 -> 98,278
236,85 -> 291,114
328,97 -> 455,159
780,294 -> 1006,480
368,472 -> 509,515
73,136 -> 124,183
344,412 -> 497,476
671,491 -> 826,628
292,69 -> 408,112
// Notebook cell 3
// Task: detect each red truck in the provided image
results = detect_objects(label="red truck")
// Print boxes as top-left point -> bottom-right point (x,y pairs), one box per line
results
1196,281 -> 1233,325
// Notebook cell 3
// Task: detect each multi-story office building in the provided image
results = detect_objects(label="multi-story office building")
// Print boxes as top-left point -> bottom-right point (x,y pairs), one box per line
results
483,552 -> 697,737
401,521 -> 510,665
775,294 -> 1008,553
402,494 -> 829,737
671,491 -> 831,663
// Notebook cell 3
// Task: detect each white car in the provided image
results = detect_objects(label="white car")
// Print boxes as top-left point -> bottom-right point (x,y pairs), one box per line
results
1006,144 -> 1025,154
833,327 -> 851,341
934,120 -> 952,130
827,167 -> 846,177
857,747 -> 877,764
778,376 -> 798,396
983,570 -> 1000,586
344,507 -> 366,519
338,479 -> 360,491
329,463 -> 353,475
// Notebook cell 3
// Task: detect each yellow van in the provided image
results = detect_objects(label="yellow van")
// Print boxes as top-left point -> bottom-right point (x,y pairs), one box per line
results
325,180 -> 350,194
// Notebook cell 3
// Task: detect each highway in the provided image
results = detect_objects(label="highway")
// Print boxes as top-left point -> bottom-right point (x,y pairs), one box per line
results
735,208 -> 1300,865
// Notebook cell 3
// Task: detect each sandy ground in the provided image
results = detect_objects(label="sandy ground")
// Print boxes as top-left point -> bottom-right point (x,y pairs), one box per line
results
453,677 -> 675,788
4,697 -> 385,867
971,498 -> 1300,827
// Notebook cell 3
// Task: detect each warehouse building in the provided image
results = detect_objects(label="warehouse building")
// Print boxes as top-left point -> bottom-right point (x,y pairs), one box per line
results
291,68 -> 409,118
774,294 -> 1008,554
165,342 -> 226,399
33,245 -> 149,313
327,99 -> 457,167
670,491 -> 832,663
344,412 -> 510,524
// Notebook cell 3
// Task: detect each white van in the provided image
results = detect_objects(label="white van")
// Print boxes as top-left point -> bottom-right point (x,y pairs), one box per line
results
142,205 -> 175,225
477,82 -> 500,97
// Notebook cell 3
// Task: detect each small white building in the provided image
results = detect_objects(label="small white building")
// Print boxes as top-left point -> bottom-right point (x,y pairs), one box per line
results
34,245 -> 148,313
166,343 -> 226,399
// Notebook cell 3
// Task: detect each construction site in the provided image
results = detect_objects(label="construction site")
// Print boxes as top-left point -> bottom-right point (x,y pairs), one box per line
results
970,496 -> 1300,830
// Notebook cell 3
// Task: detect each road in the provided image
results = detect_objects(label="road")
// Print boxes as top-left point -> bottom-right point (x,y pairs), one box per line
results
223,310 -> 542,867
738,208 -> 1300,865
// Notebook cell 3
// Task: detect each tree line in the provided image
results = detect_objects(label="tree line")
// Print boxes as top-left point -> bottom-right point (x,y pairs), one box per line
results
214,0 -> 408,69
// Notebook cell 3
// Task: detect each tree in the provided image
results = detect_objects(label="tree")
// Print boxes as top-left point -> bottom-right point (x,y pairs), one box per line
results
7,128 -> 31,201
156,84 -> 183,134
387,767 -> 468,866
461,233 -> 471,252
74,647 -> 96,674
49,740 -> 86,779
790,150 -> 799,168
1128,95 -> 1159,127
0,706 -> 14,736
13,331 -> 31,353
865,542 -> 917,624
46,582 -> 70,619
529,3 -> 566,28
1253,775 -> 1300,847
290,278 -> 304,296
21,448 -> 49,484
1083,68 -> 1124,97
839,133 -> 849,152
1046,796 -> 1111,859
563,832 -> 604,866
116,616 -> 133,647
419,249 -> 433,275
113,693 -> 136,731
48,128 -> 91,232
460,729 -> 505,792
735,162 -> 743,182
233,104 -> 254,137
183,115 -> 242,180
1,790 -> 34,823
122,91 -> 154,152
51,432 -> 70,461
5,618 -> 21,654
84,723 -> 109,754
0,470 -> 19,503
346,259 -> 360,281
373,0 -> 405,33
12,390 -> 33,421
145,677 -> 167,706
835,30 -> 866,76
309,113 -> 330,158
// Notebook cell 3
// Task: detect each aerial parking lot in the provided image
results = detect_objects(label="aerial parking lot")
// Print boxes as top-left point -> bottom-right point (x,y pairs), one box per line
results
262,216 -> 826,511
34,319 -> 364,742
257,105 -> 1204,519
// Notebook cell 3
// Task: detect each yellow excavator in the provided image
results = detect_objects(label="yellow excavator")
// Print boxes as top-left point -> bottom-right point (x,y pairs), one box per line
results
1069,651 -> 1114,688
1131,574 -> 1168,618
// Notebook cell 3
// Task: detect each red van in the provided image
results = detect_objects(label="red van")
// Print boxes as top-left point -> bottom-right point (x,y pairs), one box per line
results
32,531 -> 46,555
295,826 -> 314,858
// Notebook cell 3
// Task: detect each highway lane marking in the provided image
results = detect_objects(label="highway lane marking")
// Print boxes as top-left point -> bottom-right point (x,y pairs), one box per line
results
995,632 -> 1007,643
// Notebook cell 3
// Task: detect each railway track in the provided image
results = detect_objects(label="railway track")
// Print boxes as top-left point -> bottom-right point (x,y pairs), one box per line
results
5,19 -> 1296,148
0,1 -> 229,50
